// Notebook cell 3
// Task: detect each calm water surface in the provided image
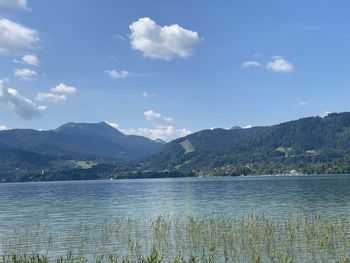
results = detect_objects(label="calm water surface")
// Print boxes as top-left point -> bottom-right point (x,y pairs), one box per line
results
0,174 -> 350,234
1,175 -> 350,258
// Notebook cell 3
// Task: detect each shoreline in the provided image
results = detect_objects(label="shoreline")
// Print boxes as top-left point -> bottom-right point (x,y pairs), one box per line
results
0,172 -> 346,184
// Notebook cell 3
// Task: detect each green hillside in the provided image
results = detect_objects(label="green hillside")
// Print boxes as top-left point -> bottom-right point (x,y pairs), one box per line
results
141,112 -> 350,175
0,122 -> 162,178
3,113 -> 350,181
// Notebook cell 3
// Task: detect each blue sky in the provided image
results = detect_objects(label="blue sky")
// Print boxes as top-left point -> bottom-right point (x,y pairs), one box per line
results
0,0 -> 350,141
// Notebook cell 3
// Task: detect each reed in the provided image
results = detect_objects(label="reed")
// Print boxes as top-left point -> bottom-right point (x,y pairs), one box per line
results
1,214 -> 350,262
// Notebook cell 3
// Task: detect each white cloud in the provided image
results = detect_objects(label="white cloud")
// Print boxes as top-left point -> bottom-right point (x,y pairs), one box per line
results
129,17 -> 201,60
243,125 -> 253,129
0,19 -> 38,55
0,87 -> 46,119
121,125 -> 191,142
105,69 -> 129,79
107,120 -> 191,141
114,34 -> 126,42
18,54 -> 40,66
252,53 -> 261,58
14,68 -> 37,81
105,121 -> 120,129
142,91 -> 156,98
0,124 -> 8,131
266,57 -> 294,73
35,83 -> 76,103
112,110 -> 190,141
36,92 -> 66,103
0,77 -> 10,84
0,0 -> 28,10
241,61 -> 261,68
297,101 -> 309,107
271,55 -> 283,59
144,110 -> 173,123
319,111 -> 331,118
51,83 -> 77,94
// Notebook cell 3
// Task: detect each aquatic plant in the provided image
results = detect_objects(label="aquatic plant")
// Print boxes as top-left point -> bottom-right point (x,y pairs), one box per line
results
1,214 -> 350,262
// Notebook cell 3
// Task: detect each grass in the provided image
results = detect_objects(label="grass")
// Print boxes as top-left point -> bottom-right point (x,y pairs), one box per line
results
180,140 -> 195,154
275,147 -> 294,157
175,160 -> 191,170
73,161 -> 96,169
50,160 -> 97,170
1,214 -> 350,262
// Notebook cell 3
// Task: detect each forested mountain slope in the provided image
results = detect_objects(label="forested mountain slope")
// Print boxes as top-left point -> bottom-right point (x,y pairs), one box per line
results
143,112 -> 350,171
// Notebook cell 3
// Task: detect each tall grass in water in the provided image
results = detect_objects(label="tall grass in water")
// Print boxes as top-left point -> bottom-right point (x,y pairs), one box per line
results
1,214 -> 350,262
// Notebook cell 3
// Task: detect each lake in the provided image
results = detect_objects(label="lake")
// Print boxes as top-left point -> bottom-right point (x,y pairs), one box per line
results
1,174 -> 350,258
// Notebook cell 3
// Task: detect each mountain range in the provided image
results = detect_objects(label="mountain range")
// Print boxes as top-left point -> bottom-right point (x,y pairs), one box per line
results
0,122 -> 162,174
141,112 -> 350,174
2,112 -> 350,181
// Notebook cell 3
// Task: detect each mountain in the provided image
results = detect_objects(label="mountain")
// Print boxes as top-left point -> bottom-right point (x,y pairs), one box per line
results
154,138 -> 166,144
230,126 -> 243,130
4,113 -> 350,181
0,122 -> 163,172
143,112 -> 350,172
52,122 -> 162,159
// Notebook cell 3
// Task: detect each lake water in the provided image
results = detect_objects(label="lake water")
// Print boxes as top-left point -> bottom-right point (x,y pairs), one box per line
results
1,175 -> 350,257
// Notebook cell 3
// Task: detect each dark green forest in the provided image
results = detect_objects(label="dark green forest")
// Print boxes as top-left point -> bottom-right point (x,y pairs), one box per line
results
2,113 -> 350,182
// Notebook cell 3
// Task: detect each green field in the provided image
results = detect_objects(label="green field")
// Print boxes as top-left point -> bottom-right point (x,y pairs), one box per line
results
51,160 -> 97,170
275,147 -> 294,157
180,140 -> 195,154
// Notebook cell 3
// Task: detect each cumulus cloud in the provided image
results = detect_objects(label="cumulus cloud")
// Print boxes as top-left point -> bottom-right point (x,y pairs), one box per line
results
36,92 -> 66,103
0,86 -> 46,119
241,61 -> 261,68
266,57 -> 294,73
36,83 -> 76,103
121,125 -> 191,142
14,68 -> 37,80
51,83 -> 77,94
144,110 -> 173,123
23,54 -> 39,66
129,17 -> 201,60
14,54 -> 40,66
0,124 -> 8,131
0,19 -> 38,55
105,121 -> 120,129
109,110 -> 190,141
0,0 -> 28,10
243,125 -> 253,129
105,69 -> 129,79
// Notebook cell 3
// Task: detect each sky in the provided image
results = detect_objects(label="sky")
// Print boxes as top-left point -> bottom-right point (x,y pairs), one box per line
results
0,0 -> 350,141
